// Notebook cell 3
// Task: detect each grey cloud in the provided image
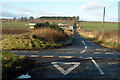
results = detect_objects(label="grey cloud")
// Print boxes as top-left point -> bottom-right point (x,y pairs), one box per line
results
2,3 -> 16,9
0,10 -> 31,18
1,3 -> 65,18
2,3 -> 33,12
1,10 -> 16,17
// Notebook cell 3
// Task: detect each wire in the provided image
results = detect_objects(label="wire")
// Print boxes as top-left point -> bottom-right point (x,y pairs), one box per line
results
105,2 -> 118,22
106,2 -> 118,10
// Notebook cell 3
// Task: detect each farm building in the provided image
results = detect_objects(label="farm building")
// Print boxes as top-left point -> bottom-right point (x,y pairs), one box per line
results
58,23 -> 68,26
29,23 -> 36,29
68,26 -> 73,29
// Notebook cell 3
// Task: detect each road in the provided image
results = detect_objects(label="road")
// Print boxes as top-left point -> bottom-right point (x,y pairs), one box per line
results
12,32 -> 120,80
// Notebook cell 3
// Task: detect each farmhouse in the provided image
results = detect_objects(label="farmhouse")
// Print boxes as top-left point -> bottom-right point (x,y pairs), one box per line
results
58,23 -> 68,27
68,26 -> 73,29
58,23 -> 73,29
29,23 -> 36,29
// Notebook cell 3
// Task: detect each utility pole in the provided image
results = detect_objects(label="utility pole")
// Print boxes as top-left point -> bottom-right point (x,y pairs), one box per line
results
118,1 -> 120,45
102,7 -> 105,40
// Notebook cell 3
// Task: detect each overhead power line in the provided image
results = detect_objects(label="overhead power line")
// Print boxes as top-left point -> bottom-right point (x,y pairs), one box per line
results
106,2 -> 118,10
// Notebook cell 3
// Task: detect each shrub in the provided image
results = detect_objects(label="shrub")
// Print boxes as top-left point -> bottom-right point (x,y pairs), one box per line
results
34,22 -> 50,28
34,22 -> 64,32
31,27 -> 68,43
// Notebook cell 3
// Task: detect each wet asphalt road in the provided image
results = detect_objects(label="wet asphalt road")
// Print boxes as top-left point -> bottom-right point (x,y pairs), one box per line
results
13,32 -> 120,80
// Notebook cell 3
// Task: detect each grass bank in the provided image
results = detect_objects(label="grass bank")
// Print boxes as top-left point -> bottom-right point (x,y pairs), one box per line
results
1,27 -> 70,50
78,29 -> 119,50
2,51 -> 33,80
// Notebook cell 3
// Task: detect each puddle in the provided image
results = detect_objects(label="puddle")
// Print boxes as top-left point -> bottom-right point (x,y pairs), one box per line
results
17,73 -> 31,79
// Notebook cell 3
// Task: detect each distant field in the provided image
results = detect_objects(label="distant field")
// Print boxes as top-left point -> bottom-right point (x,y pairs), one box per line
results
2,22 -> 29,34
2,22 -> 29,29
79,22 -> 118,31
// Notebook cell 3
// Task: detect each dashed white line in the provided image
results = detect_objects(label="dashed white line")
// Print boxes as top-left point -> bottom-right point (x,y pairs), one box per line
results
42,56 -> 54,57
80,49 -> 86,53
66,52 -> 73,53
82,40 -> 86,45
80,40 -> 87,53
79,57 -> 83,58
10,51 -> 19,52
90,57 -> 104,75
55,52 -> 75,53
94,52 -> 102,54
30,55 -> 39,57
20,51 -> 29,52
59,56 -> 74,58
105,52 -> 114,54
30,51 -> 39,52
85,46 -> 87,49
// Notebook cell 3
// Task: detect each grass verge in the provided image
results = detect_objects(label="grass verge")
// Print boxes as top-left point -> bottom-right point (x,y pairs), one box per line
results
78,30 -> 120,50
1,38 -> 62,50
86,37 -> 119,50
2,51 -> 33,80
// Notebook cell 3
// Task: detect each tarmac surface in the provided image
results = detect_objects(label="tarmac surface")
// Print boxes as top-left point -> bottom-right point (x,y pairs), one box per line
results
13,32 -> 120,80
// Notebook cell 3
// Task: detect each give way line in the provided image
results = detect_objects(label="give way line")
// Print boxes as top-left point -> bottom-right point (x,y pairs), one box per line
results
90,57 -> 104,75
52,57 -> 104,75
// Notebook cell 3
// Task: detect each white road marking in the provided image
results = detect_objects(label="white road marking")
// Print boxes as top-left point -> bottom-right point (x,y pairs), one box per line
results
85,46 -> 87,49
20,51 -> 29,52
59,49 -> 71,50
30,51 -> 39,52
90,57 -> 104,75
52,62 -> 80,75
55,52 -> 75,53
80,40 -> 88,53
108,63 -> 118,65
94,52 -> 102,54
80,49 -> 86,53
66,52 -> 71,53
30,55 -> 39,57
82,40 -> 86,45
105,52 -> 114,54
59,56 -> 73,58
10,51 -> 19,52
42,56 -> 54,57
79,57 -> 83,58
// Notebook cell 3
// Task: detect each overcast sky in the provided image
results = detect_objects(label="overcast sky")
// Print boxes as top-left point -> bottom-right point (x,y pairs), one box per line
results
1,0 -> 119,21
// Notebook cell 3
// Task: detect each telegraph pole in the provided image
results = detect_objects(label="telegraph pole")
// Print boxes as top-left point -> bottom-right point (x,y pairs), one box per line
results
102,7 -> 105,40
